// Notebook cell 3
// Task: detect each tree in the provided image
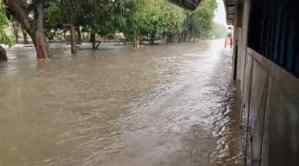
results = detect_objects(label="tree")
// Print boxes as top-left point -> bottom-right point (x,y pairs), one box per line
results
0,0 -> 13,61
135,0 -> 169,44
5,0 -> 49,59
47,0 -> 128,50
161,2 -> 185,43
47,0 -> 64,40
182,0 -> 217,41
121,0 -> 185,45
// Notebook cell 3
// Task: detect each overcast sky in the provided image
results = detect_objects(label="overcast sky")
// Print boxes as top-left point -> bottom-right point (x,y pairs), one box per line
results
213,0 -> 227,25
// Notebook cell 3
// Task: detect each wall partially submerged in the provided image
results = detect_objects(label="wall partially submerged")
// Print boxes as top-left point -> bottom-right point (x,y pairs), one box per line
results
170,0 -> 299,165
233,0 -> 299,166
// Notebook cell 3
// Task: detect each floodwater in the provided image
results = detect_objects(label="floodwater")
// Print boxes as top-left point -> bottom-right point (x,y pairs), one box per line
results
0,40 -> 240,166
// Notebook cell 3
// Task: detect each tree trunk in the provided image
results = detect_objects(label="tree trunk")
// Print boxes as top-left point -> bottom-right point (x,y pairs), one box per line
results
31,31 -> 48,59
133,36 -> 141,48
76,26 -> 81,44
0,45 -> 8,62
166,33 -> 175,44
33,2 -> 48,59
14,30 -> 19,43
70,25 -> 77,54
63,30 -> 67,41
6,0 -> 48,59
12,22 -> 19,43
23,30 -> 29,44
90,32 -> 96,49
150,33 -> 155,45
180,32 -> 186,42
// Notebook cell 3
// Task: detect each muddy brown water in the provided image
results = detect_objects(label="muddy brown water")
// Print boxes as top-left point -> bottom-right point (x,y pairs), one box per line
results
0,40 -> 240,166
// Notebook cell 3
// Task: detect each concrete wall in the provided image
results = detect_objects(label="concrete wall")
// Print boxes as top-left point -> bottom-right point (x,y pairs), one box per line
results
234,1 -> 299,166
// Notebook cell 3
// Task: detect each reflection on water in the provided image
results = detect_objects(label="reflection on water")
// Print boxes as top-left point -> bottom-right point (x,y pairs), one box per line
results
0,41 -> 240,166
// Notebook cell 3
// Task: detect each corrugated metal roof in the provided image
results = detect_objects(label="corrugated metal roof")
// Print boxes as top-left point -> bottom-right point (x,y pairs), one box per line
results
170,0 -> 239,25
168,0 -> 202,10
223,0 -> 239,25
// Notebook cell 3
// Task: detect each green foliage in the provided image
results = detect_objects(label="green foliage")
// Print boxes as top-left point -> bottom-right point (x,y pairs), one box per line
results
123,0 -> 185,41
161,3 -> 186,34
210,22 -> 227,39
48,0 -> 131,37
113,0 -> 138,41
0,0 -> 13,46
48,0 -> 64,29
183,0 -> 217,39
47,0 -> 218,42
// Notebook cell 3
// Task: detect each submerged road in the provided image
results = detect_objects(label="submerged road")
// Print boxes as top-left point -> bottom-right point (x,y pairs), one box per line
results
0,40 -> 240,166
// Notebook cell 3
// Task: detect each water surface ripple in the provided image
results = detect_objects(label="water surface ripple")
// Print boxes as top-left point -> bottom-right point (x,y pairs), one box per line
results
0,40 -> 240,166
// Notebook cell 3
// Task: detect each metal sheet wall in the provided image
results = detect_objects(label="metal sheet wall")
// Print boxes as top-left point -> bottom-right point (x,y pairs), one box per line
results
236,1 -> 299,166
241,48 -> 299,166
247,0 -> 299,77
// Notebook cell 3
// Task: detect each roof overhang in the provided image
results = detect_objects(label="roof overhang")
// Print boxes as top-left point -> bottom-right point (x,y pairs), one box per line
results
223,0 -> 239,25
168,0 -> 202,10
169,0 -> 240,25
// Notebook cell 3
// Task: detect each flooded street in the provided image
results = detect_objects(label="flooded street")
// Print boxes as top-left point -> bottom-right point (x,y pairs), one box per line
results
0,40 -> 240,166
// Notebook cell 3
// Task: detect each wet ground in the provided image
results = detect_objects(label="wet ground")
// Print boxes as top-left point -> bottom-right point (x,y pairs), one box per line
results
0,40 -> 240,166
